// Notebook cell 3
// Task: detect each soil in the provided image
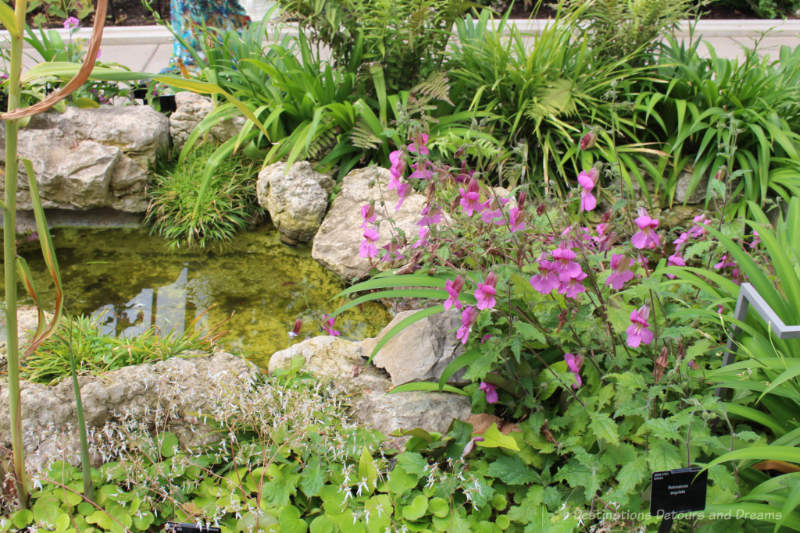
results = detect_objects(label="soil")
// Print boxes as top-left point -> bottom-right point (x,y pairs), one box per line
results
27,0 -> 787,28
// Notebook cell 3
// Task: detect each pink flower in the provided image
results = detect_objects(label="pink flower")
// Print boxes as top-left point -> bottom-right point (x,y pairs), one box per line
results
64,16 -> 80,30
714,253 -> 736,271
359,226 -> 380,259
389,150 -> 405,179
530,259 -> 560,294
322,315 -> 340,336
606,254 -> 634,290
673,232 -> 689,249
558,270 -> 587,299
580,190 -> 597,212
380,241 -> 404,263
666,253 -> 686,279
360,204 -> 376,228
479,382 -> 498,403
444,275 -> 464,311
456,307 -> 478,344
631,209 -> 660,249
475,272 -> 498,310
459,178 -> 489,216
407,133 -> 429,155
393,181 -> 410,211
481,207 -> 504,225
409,160 -> 433,180
508,207 -> 525,232
564,353 -> 584,389
552,245 -> 583,281
577,169 -> 599,212
688,214 -> 710,239
626,305 -> 653,348
577,168 -> 598,191
749,230 -> 760,249
417,205 -> 443,227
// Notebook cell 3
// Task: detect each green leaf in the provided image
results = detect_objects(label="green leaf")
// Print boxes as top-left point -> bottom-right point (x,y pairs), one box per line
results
395,452 -> 428,477
514,321 -> 547,346
10,509 -> 32,529
386,466 -> 418,496
476,423 -> 520,451
85,510 -> 114,530
299,455 -> 325,498
157,431 -> 179,458
487,455 -> 538,485
0,1 -> 18,36
589,412 -> 620,446
365,495 -> 392,533
428,497 -> 450,518
389,381 -> 468,396
309,515 -> 336,533
358,447 -> 378,493
402,494 -> 428,521
705,446 -> 800,470
648,438 -> 683,471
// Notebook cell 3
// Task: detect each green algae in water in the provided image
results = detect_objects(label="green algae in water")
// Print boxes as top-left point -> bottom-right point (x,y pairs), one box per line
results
2,226 -> 390,368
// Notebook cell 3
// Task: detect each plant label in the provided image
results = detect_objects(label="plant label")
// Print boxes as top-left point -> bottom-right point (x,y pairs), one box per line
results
650,466 -> 707,517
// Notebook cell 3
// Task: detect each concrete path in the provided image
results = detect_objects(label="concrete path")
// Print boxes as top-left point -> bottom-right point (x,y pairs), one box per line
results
2,19 -> 800,76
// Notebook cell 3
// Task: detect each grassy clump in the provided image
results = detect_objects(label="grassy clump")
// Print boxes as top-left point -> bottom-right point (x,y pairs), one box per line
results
145,145 -> 262,248
21,314 -> 216,385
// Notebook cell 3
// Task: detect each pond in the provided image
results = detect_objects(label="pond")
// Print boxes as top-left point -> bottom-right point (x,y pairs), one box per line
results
1,225 -> 390,368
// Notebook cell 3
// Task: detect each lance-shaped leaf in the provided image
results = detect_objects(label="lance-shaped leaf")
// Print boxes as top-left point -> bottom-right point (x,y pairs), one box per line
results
21,159 -> 63,355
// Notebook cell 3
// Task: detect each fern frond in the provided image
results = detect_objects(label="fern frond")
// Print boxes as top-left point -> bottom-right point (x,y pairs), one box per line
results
411,71 -> 453,106
350,120 -> 383,150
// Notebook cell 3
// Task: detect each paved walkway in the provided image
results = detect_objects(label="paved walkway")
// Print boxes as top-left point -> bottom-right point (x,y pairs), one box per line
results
2,19 -> 800,76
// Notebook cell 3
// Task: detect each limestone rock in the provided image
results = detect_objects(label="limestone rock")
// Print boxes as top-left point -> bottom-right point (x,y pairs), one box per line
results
169,92 -> 246,151
0,352 -> 257,472
353,390 -> 471,437
362,309 -> 465,386
312,166 -> 427,280
256,162 -> 334,245
0,106 -> 169,213
674,169 -> 707,205
269,335 -> 469,438
0,306 -> 48,364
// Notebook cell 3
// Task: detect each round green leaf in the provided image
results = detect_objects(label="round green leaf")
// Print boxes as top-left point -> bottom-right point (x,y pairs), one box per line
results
401,494 -> 429,521
428,497 -> 450,518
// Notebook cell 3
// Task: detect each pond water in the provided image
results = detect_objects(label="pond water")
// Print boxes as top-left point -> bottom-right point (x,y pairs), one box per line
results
1,225 -> 390,368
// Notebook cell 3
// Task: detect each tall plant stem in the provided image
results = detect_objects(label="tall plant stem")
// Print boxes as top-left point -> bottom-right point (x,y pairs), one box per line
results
66,326 -> 93,500
3,0 -> 29,509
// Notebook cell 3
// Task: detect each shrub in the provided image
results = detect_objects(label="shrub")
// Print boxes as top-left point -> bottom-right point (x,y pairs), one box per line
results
145,143 -> 262,247
274,0 -> 474,92
564,0 -> 705,61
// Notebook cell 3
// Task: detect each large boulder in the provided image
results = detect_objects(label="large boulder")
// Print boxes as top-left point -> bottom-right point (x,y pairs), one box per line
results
256,161 -> 334,245
362,309 -> 466,386
169,92 -> 246,151
269,336 -> 471,438
312,166 -> 427,281
0,106 -> 169,213
0,352 -> 257,472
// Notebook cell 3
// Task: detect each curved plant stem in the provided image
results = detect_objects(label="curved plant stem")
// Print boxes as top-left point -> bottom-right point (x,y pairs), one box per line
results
3,0 -> 28,510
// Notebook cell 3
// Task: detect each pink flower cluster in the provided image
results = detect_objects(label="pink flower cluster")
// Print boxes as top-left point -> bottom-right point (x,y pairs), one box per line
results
606,254 -> 635,290
529,244 -> 586,299
667,214 -> 711,278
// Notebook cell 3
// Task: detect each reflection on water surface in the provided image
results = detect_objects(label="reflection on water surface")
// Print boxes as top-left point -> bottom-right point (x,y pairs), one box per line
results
2,226 -> 389,367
